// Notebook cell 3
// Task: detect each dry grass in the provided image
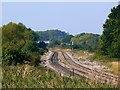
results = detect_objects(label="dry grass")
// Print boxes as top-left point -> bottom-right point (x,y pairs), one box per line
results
111,61 -> 120,75
23,64 -> 31,78
100,61 -> 120,75
91,53 -> 120,75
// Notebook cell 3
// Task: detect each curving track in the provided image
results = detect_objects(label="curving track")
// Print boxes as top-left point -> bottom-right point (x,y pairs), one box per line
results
47,50 -> 119,86
48,51 -> 80,77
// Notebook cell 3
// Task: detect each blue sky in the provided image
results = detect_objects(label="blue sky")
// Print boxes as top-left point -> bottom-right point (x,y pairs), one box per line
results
2,2 -> 118,35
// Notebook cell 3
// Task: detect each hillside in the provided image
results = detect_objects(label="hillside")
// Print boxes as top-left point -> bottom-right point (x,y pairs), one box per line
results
35,30 -> 67,41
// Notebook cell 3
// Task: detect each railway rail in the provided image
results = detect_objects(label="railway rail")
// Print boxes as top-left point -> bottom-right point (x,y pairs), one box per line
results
48,51 -> 80,77
47,50 -> 119,86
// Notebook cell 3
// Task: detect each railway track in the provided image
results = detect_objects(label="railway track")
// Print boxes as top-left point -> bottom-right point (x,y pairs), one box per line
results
60,51 -> 119,85
47,50 -> 119,86
58,51 -> 91,78
48,51 -> 80,77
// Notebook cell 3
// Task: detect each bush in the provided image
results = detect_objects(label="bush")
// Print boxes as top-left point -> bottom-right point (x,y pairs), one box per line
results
2,48 -> 30,66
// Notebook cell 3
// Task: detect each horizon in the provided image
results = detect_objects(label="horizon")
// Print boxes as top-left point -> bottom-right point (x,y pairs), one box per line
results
1,2 -> 118,35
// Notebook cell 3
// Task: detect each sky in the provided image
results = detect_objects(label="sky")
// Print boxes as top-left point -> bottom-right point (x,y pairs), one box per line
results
1,2 -> 118,35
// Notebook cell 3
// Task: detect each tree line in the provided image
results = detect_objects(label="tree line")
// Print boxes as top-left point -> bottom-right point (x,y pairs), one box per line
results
35,30 -> 99,51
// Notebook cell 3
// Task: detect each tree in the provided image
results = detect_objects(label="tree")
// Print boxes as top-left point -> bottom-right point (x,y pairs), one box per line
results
36,41 -> 47,49
48,38 -> 61,48
71,33 -> 100,52
2,22 -> 39,65
36,30 -> 67,41
62,34 -> 73,44
98,5 -> 120,58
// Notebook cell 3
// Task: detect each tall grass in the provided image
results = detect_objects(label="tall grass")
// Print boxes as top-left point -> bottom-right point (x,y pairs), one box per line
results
2,65 -> 116,88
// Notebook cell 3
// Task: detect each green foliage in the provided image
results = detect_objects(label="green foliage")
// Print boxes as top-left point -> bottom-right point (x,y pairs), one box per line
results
2,22 -> 36,51
36,30 -> 70,48
62,34 -> 73,44
71,33 -> 100,52
38,48 -> 46,55
2,65 -> 115,88
48,38 -> 61,48
2,22 -> 46,66
98,5 -> 120,58
60,34 -> 73,49
36,30 -> 67,41
29,52 -> 41,66
36,41 -> 47,49
3,48 -> 30,66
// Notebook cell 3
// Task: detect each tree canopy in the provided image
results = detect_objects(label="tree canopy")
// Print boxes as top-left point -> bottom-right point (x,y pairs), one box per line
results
62,34 -> 73,44
97,5 -> 120,58
36,30 -> 67,41
71,33 -> 100,52
2,22 -> 46,66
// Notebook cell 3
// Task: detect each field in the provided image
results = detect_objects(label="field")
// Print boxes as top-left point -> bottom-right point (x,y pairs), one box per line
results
2,64 -> 117,88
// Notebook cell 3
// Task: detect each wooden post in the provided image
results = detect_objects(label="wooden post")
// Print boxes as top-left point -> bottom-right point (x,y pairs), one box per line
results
73,68 -> 74,76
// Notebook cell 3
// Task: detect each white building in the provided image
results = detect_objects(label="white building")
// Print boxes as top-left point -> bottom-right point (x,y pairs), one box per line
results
44,41 -> 50,44
36,40 -> 50,44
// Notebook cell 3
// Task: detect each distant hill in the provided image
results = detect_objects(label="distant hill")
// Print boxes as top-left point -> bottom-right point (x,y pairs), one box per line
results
35,30 -> 67,41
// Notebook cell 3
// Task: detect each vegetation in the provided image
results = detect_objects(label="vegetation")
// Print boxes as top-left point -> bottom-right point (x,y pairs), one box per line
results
36,30 -> 100,51
71,33 -> 100,52
91,54 -> 120,75
2,22 -> 46,66
2,65 -> 115,88
97,5 -> 120,58
61,34 -> 73,48
48,38 -> 61,48
36,41 -> 47,49
36,30 -> 74,48
36,30 -> 67,41
61,34 -> 73,44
